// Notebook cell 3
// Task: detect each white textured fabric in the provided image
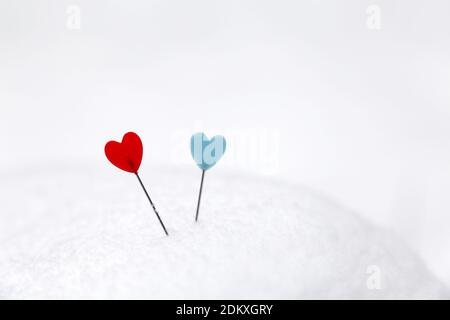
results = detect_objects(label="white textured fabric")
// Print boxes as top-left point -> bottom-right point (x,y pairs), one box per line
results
0,166 -> 447,299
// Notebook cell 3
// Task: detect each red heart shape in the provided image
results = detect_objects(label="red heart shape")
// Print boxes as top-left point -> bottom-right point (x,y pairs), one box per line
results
105,132 -> 143,173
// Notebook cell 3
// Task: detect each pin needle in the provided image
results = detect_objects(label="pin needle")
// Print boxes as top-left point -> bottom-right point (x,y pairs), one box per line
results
135,173 -> 169,236
195,170 -> 206,222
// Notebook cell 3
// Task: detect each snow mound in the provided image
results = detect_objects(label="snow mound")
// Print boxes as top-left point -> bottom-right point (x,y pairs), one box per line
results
0,166 -> 447,299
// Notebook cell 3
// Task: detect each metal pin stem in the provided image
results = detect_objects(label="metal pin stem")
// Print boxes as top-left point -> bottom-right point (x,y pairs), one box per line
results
135,173 -> 169,236
195,170 -> 206,222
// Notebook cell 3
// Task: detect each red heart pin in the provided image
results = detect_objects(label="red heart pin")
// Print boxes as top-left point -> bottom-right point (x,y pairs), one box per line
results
104,132 -> 168,236
105,132 -> 143,173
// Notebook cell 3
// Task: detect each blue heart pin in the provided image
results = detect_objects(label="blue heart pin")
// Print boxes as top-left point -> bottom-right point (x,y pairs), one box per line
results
190,132 -> 226,171
190,132 -> 226,222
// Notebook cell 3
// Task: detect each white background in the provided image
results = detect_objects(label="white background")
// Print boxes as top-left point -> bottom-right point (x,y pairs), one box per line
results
1,0 -> 449,285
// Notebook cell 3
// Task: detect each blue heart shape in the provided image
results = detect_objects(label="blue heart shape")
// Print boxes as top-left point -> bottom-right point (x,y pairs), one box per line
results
190,132 -> 226,171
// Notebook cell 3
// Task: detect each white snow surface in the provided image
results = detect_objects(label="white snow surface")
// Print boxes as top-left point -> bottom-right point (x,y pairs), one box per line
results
0,165 -> 447,299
